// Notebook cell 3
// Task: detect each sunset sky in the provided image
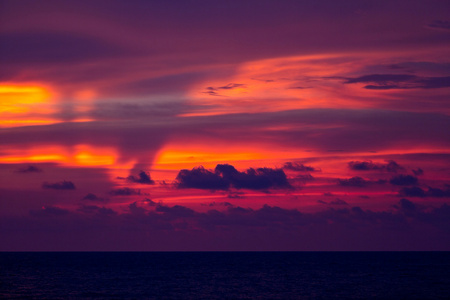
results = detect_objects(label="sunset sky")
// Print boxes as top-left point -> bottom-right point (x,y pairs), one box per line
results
1,0 -> 450,251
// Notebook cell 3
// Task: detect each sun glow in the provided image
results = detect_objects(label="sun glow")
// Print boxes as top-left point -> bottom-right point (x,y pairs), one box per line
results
0,84 -> 58,127
0,144 -> 136,180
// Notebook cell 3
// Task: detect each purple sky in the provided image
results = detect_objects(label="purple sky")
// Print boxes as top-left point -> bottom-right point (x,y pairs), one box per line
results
1,0 -> 449,250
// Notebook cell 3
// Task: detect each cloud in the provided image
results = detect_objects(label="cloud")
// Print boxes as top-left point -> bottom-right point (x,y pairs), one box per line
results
16,165 -> 43,173
2,198 -> 450,250
143,198 -> 158,206
399,186 -> 450,198
82,193 -> 108,202
77,205 -> 116,216
427,20 -> 450,31
176,164 -> 292,191
283,162 -> 318,172
176,166 -> 229,190
389,175 -> 418,186
348,160 -> 403,172
203,201 -> 234,207
345,74 -> 416,84
128,202 -> 148,215
42,180 -> 76,190
344,74 -> 450,89
30,206 -> 70,217
398,198 -> 417,212
203,83 -> 246,96
330,199 -> 348,205
412,168 -> 424,176
318,199 -> 348,205
109,187 -> 141,196
127,171 -> 155,185
399,187 -> 426,197
215,164 -> 292,190
338,176 -> 367,187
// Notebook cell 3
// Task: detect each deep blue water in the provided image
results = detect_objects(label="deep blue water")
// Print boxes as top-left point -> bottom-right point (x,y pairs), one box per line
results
1,252 -> 449,299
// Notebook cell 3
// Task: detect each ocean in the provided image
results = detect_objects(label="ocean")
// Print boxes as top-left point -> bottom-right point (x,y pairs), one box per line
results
1,252 -> 449,299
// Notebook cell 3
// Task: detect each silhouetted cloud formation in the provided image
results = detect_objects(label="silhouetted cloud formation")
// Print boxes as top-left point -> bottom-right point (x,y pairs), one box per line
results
6,199 -> 448,250
176,164 -> 292,190
399,186 -> 450,198
110,187 -> 141,196
30,206 -> 70,216
344,74 -> 450,89
16,165 -> 43,173
77,205 -> 116,216
318,199 -> 348,205
348,160 -> 403,172
338,176 -> 367,187
42,180 -> 76,190
82,193 -> 108,202
127,171 -> 155,185
176,166 -> 229,190
412,168 -> 424,176
389,175 -> 418,186
283,162 -> 318,172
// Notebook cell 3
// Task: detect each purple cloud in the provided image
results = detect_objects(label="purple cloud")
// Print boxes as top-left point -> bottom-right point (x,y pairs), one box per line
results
42,181 -> 76,190
389,175 -> 418,186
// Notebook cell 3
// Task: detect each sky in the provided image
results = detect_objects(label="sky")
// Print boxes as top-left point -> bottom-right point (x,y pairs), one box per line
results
1,0 -> 450,251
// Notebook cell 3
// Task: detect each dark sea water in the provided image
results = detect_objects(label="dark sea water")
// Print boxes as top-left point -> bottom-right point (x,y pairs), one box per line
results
1,252 -> 449,299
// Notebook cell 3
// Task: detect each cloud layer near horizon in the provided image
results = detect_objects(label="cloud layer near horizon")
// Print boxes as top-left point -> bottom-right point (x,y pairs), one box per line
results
1,199 -> 449,251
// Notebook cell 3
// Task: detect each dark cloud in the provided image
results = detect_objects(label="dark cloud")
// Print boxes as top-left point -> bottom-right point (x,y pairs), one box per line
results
388,62 -> 450,74
399,186 -> 450,198
227,192 -> 245,199
427,20 -> 450,31
344,74 -> 450,89
203,83 -> 246,96
42,180 -> 76,190
77,205 -> 116,216
345,74 -> 417,84
398,198 -> 416,212
176,166 -> 229,190
338,176 -> 367,187
143,198 -> 158,206
295,174 -> 315,182
109,187 -> 141,196
215,164 -> 292,190
318,199 -> 348,205
155,204 -> 195,218
412,168 -> 424,176
176,164 -> 292,191
348,160 -> 403,172
389,175 -> 418,186
330,199 -> 348,205
203,201 -> 233,207
283,162 -> 318,172
127,171 -> 155,185
2,198 -> 450,250
82,193 -> 108,202
128,202 -> 148,215
399,187 -> 426,197
16,165 -> 43,173
30,206 -> 70,217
